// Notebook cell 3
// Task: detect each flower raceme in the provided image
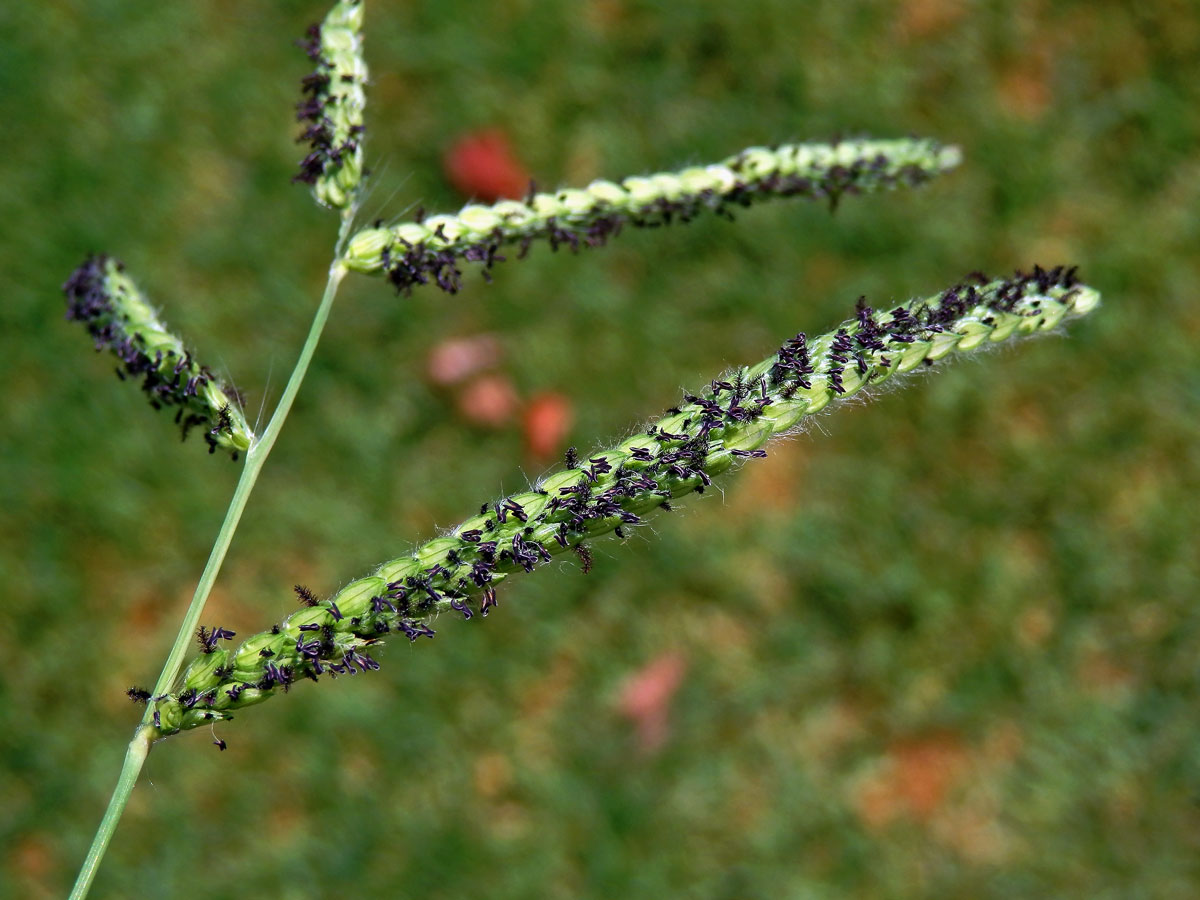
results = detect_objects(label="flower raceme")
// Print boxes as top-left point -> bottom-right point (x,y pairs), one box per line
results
293,0 -> 367,210
62,255 -> 254,458
143,267 -> 1099,738
342,137 -> 963,294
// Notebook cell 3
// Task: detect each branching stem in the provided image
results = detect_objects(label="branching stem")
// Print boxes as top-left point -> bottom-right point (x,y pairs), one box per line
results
69,214 -> 356,900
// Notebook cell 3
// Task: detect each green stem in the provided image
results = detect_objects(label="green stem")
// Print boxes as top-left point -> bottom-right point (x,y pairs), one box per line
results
69,216 -> 354,900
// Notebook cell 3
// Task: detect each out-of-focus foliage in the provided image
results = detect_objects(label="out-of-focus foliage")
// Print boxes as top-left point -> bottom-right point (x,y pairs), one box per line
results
1,1 -> 1197,897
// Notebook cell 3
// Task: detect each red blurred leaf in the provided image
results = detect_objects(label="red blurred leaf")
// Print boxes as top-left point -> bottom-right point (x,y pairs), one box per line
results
456,373 -> 520,428
855,733 -> 968,828
426,333 -> 504,386
522,391 -> 573,462
618,652 -> 688,755
443,129 -> 531,203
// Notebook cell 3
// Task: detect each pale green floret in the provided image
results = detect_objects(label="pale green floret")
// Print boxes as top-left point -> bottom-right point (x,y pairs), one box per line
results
771,149 -> 799,177
758,400 -> 809,434
376,557 -> 423,584
157,702 -> 184,734
316,181 -> 348,210
649,172 -> 686,200
704,164 -> 738,192
953,320 -> 993,352
735,147 -> 783,178
586,179 -> 629,205
620,175 -> 662,205
493,200 -> 535,222
678,166 -> 722,194
785,145 -> 812,169
416,536 -> 464,568
325,0 -> 364,30
927,331 -> 962,361
530,193 -> 564,217
181,650 -> 229,693
988,315 -> 1022,342
832,142 -> 869,166
458,205 -> 504,234
935,144 -> 964,170
802,144 -> 836,169
323,26 -> 359,53
616,435 -> 659,455
1068,285 -> 1101,314
344,227 -> 391,270
423,214 -> 467,244
288,606 -> 333,630
233,631 -> 285,666
557,188 -> 596,216
334,150 -> 364,191
335,577 -> 388,617
539,468 -> 586,494
394,222 -> 433,246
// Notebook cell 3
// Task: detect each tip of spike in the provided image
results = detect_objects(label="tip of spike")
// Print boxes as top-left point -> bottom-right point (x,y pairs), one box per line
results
1068,285 -> 1101,315
938,144 -> 963,171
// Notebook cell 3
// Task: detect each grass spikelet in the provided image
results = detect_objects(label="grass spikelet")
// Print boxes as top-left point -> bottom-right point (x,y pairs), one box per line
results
62,254 -> 254,458
294,0 -> 367,210
147,266 -> 1097,736
342,137 -> 962,294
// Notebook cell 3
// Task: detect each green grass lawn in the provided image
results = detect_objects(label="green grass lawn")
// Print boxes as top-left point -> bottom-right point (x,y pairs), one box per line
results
2,1 -> 1198,896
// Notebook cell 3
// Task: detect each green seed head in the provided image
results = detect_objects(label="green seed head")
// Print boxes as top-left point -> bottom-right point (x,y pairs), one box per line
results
148,266 -> 1096,737
294,0 -> 367,210
62,255 -> 254,457
342,136 -> 962,293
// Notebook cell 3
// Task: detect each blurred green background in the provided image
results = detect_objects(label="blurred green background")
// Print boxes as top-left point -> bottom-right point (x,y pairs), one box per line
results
2,1 -> 1198,896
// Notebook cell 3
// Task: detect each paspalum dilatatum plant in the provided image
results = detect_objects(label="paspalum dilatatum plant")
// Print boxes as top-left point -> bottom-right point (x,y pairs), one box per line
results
65,2 -> 1099,897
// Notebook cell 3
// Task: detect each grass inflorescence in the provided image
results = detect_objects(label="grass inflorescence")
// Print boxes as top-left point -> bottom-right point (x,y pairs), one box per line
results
62,255 -> 253,458
342,138 -> 962,294
143,266 -> 1098,738
293,0 -> 367,210
59,4 -> 1116,896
